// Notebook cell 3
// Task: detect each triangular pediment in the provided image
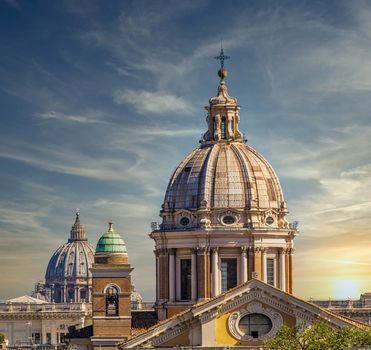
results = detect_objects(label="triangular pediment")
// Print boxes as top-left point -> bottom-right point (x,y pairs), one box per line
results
121,280 -> 367,348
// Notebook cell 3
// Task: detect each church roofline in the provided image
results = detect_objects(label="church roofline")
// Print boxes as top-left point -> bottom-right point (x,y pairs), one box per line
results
120,279 -> 369,348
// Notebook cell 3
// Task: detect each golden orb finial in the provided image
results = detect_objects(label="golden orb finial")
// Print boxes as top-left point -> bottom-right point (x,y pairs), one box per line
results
218,67 -> 228,81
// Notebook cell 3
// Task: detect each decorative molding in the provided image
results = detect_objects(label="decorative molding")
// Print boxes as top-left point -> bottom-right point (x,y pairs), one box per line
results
152,321 -> 190,346
228,301 -> 283,341
199,310 -> 218,324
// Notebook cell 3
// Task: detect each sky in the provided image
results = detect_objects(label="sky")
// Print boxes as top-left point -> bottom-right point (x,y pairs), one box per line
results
0,0 -> 371,302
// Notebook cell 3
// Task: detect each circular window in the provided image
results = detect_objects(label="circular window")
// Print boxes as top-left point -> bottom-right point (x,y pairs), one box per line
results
239,313 -> 272,339
180,217 -> 190,226
222,215 -> 236,225
265,216 -> 274,225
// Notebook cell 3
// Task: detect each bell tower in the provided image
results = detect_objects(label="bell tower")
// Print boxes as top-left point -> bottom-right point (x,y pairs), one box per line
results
91,222 -> 133,350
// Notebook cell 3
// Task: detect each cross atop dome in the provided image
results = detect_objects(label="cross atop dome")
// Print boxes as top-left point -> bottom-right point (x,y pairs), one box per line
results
214,43 -> 230,68
214,43 -> 230,82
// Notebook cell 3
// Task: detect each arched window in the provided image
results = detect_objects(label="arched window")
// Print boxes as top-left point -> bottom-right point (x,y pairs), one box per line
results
221,117 -> 227,139
106,286 -> 119,316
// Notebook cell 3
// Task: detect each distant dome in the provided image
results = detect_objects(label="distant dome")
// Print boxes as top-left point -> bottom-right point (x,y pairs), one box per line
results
45,212 -> 95,302
95,222 -> 128,265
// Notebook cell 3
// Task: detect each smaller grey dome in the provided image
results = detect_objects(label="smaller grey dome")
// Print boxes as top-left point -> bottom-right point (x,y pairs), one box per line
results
45,212 -> 95,302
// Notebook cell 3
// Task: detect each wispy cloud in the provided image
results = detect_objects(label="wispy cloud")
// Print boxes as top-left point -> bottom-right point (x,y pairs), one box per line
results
113,89 -> 193,115
35,111 -> 110,124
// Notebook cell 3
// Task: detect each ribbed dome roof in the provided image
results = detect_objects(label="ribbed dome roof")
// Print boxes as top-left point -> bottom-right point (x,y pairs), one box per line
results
45,213 -> 95,284
163,142 -> 284,211
96,222 -> 127,254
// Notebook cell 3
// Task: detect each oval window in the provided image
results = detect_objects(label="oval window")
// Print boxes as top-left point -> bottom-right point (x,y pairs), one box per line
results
239,313 -> 272,338
222,215 -> 236,225
265,216 -> 274,225
180,217 -> 190,226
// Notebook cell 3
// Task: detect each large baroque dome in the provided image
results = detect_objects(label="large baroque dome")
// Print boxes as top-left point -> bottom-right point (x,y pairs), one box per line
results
45,212 -> 95,302
160,72 -> 288,232
152,61 -> 298,319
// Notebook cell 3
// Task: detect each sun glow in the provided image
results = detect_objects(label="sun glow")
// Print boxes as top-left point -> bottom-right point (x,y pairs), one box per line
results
333,280 -> 360,299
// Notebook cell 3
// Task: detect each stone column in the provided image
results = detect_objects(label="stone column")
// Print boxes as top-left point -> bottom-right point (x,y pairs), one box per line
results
157,248 -> 169,301
288,248 -> 294,294
248,246 -> 254,280
51,322 -> 57,345
154,250 -> 159,302
88,287 -> 92,303
191,248 -> 197,301
168,248 -> 176,302
253,247 -> 262,280
240,246 -> 248,283
227,114 -> 233,139
211,248 -> 219,297
62,285 -> 66,303
197,247 -> 210,300
280,248 -> 286,292
41,321 -> 47,344
262,248 -> 267,283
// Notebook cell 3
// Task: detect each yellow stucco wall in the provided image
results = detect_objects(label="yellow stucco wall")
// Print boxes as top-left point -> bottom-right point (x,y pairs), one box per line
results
215,302 -> 296,347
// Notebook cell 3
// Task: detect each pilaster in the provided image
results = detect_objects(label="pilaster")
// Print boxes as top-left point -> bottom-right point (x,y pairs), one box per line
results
197,247 -> 210,300
240,246 -> 248,284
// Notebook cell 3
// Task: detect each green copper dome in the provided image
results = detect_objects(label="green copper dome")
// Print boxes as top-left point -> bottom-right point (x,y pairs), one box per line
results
95,222 -> 127,254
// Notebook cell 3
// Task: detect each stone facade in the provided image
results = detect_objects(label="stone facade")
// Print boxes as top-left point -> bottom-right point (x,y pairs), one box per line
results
0,296 -> 90,346
311,293 -> 371,325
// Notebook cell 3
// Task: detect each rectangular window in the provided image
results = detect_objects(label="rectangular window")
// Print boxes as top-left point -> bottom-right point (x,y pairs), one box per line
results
221,258 -> 237,292
267,258 -> 275,286
33,333 -> 41,344
180,259 -> 192,300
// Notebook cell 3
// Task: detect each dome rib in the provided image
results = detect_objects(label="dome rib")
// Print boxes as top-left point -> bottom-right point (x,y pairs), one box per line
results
198,145 -> 218,208
231,143 -> 251,209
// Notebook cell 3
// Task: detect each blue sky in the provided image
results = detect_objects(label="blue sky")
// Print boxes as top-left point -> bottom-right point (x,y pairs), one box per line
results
1,0 -> 371,301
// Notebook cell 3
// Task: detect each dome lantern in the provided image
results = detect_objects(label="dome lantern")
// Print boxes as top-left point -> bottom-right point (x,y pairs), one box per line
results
203,48 -> 244,144
69,209 -> 87,242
